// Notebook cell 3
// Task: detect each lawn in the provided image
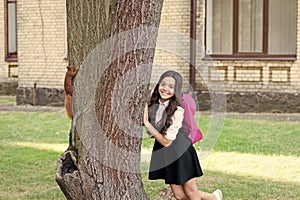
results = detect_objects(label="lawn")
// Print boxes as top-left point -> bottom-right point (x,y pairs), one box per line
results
0,106 -> 299,199
142,115 -> 300,200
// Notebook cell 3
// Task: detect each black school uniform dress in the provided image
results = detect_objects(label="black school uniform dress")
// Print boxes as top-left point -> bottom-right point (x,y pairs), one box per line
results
148,102 -> 203,185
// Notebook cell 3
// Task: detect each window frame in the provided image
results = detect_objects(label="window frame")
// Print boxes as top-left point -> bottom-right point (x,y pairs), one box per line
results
5,0 -> 18,62
204,0 -> 297,61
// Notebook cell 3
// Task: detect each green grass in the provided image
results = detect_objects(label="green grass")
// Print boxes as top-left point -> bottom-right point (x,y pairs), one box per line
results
143,115 -> 300,199
0,112 -> 70,200
1,110 -> 300,199
212,117 -> 300,156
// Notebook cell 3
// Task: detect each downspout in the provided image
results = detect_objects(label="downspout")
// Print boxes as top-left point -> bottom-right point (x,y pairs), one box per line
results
189,0 -> 196,89
33,83 -> 37,106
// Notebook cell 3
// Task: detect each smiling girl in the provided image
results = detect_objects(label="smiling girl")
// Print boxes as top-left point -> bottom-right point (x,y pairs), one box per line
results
144,70 -> 222,200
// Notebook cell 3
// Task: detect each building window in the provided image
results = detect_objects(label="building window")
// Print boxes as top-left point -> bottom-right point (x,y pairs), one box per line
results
205,0 -> 297,60
5,0 -> 18,61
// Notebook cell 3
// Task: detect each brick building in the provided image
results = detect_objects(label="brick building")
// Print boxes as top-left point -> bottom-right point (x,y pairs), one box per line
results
1,0 -> 300,112
0,0 -> 67,105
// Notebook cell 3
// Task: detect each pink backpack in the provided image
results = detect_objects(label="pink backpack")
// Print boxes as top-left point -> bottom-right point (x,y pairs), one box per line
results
181,94 -> 203,144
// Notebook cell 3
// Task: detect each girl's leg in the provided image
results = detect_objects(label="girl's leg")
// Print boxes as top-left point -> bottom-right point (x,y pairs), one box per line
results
182,178 -> 218,200
182,178 -> 201,200
198,190 -> 218,200
170,184 -> 188,200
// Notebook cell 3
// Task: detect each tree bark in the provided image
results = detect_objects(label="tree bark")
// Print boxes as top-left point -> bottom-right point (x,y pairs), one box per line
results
56,0 -> 163,199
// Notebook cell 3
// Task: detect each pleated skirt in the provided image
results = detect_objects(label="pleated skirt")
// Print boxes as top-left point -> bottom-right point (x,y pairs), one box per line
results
148,129 -> 203,185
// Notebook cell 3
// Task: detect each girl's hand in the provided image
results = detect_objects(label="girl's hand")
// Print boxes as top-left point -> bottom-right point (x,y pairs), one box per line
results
143,104 -> 149,126
143,104 -> 170,146
143,104 -> 158,137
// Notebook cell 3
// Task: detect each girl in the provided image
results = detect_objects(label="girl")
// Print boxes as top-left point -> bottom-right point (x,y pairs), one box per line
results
143,70 -> 222,200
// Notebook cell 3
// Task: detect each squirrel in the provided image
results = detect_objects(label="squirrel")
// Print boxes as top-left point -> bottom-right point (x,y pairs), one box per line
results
64,65 -> 78,119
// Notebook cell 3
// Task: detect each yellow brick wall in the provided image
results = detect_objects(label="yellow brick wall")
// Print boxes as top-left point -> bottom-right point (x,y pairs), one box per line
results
154,0 -> 300,94
196,0 -> 300,93
151,0 -> 191,90
152,0 -> 207,92
1,0 -> 300,94
199,59 -> 300,94
0,1 -> 7,79
0,1 -> 19,80
17,0 -> 68,88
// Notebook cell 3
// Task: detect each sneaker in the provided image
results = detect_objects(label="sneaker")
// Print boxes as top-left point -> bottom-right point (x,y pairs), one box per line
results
213,189 -> 222,200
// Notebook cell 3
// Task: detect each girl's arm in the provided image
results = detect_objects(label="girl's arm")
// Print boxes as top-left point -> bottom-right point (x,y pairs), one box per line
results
143,104 -> 183,147
144,122 -> 173,147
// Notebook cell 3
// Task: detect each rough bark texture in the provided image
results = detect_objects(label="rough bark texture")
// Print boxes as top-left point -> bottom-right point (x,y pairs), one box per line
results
56,0 -> 163,199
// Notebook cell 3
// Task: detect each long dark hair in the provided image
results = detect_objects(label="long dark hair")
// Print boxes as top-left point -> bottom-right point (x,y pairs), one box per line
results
148,70 -> 183,135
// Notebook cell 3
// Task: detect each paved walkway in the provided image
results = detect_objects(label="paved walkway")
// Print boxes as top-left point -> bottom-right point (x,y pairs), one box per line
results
0,102 -> 65,113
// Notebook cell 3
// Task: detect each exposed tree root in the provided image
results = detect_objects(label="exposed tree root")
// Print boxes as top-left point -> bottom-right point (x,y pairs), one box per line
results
55,150 -> 85,200
155,185 -> 174,200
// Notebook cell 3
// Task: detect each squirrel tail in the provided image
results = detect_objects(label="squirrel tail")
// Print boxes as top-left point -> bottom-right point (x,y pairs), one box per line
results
64,94 -> 73,119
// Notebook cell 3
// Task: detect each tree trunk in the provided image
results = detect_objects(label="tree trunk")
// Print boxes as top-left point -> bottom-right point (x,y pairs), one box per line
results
56,0 -> 164,199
